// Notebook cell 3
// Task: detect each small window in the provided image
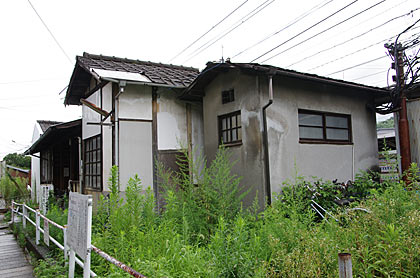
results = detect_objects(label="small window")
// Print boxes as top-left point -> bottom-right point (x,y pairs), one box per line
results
218,111 -> 242,145
222,89 -> 235,104
84,135 -> 102,190
298,110 -> 351,143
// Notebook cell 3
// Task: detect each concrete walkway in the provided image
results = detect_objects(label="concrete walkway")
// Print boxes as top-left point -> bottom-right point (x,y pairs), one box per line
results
0,214 -> 34,278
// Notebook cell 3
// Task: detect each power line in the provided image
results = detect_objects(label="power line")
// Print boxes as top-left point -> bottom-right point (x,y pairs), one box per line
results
231,0 -> 335,59
349,69 -> 388,82
306,25 -> 420,71
260,0 -> 387,63
183,0 -> 276,63
326,55 -> 387,76
27,0 -> 72,64
0,77 -> 66,85
288,8 -> 420,69
169,0 -> 249,63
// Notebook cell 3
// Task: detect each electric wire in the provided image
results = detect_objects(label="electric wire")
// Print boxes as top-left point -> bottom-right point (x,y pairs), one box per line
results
250,0 -> 359,62
288,8 -> 420,69
349,69 -> 388,82
183,0 -> 276,63
260,0 -> 387,63
326,55 -> 387,76
231,0 -> 335,59
305,26 -> 420,72
27,0 -> 72,64
169,0 -> 249,63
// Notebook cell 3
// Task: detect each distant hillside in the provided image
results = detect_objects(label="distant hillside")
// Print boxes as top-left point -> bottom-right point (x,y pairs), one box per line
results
377,117 -> 394,128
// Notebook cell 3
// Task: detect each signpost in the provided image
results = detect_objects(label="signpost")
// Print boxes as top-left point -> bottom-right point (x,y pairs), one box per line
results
40,184 -> 54,214
67,192 -> 93,278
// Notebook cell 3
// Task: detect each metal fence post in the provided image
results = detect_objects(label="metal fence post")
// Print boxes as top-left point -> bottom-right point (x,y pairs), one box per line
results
11,201 -> 14,224
63,226 -> 68,262
83,197 -> 93,278
22,204 -> 27,229
338,253 -> 353,278
35,210 -> 40,245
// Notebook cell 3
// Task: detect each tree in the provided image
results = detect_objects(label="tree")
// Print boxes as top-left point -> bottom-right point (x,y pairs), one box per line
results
3,152 -> 31,169
377,117 -> 394,129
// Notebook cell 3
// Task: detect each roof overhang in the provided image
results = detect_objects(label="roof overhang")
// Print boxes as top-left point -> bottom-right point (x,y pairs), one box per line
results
24,119 -> 81,155
181,62 -> 389,101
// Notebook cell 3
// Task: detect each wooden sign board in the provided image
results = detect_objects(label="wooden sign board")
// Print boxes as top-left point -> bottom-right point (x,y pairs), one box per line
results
67,192 -> 91,258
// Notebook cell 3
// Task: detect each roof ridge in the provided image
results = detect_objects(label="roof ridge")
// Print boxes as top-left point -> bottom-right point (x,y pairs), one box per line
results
81,52 -> 199,72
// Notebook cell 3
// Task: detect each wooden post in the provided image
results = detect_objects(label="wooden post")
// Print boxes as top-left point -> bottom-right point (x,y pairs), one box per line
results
22,205 -> 27,229
35,210 -> 40,245
338,253 -> 353,278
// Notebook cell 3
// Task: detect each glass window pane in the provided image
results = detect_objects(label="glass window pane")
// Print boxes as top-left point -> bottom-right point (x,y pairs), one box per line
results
238,127 -> 242,140
92,138 -> 96,149
223,131 -> 227,143
326,128 -> 349,140
227,117 -> 231,129
299,113 -> 322,126
326,116 -> 348,128
232,117 -> 237,128
222,118 -> 226,130
232,129 -> 237,141
299,126 -> 323,139
237,114 -> 241,127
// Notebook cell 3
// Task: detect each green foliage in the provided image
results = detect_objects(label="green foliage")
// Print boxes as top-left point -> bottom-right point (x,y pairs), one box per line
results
33,257 -> 67,278
3,152 -> 31,169
0,174 -> 29,204
377,116 -> 395,128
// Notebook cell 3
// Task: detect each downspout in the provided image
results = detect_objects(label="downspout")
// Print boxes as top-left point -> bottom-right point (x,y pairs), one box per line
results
114,81 -> 126,175
262,75 -> 273,206
78,136 -> 83,193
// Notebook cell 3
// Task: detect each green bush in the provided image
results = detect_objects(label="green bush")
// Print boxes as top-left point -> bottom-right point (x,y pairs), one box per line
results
0,174 -> 29,204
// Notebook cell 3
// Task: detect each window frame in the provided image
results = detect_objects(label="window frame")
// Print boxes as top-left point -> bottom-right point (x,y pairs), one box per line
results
218,110 -> 242,147
221,89 -> 235,104
83,134 -> 102,191
298,109 -> 352,144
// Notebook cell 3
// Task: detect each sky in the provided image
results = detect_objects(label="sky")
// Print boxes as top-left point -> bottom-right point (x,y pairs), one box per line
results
0,0 -> 419,159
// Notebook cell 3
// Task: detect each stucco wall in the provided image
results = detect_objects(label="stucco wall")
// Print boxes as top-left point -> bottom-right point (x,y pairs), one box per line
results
202,70 -> 266,208
119,85 -> 152,120
407,99 -> 420,165
82,90 -> 101,140
266,77 -> 378,194
202,70 -> 379,206
157,89 -> 188,150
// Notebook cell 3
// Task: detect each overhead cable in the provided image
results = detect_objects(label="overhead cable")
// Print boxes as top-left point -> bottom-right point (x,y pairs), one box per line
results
326,55 -> 387,76
27,0 -> 72,64
260,0 -> 387,63
250,0 -> 359,62
183,0 -> 276,63
288,7 -> 420,68
169,0 -> 249,62
232,0 -> 335,59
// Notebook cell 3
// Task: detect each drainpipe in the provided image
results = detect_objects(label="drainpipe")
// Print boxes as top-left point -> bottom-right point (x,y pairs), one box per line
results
114,81 -> 126,172
78,137 -> 83,193
262,75 -> 273,206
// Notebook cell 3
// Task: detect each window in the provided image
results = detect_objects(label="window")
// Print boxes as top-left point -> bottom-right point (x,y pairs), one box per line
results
218,111 -> 242,145
298,110 -> 351,143
84,135 -> 102,190
222,89 -> 235,104
40,150 -> 53,183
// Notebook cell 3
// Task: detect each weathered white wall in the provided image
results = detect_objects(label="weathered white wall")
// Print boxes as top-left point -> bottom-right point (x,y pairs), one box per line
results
101,83 -> 113,191
202,70 -> 379,206
30,123 -> 42,202
119,121 -> 153,191
119,85 -> 152,120
266,77 -> 378,194
407,99 -> 420,165
157,89 -> 188,150
82,90 -> 101,140
202,70 -> 266,208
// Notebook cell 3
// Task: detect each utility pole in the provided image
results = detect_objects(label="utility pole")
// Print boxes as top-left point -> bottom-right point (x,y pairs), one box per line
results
387,42 -> 411,176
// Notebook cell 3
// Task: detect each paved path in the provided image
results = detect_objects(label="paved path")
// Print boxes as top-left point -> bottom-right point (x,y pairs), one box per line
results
0,214 -> 34,278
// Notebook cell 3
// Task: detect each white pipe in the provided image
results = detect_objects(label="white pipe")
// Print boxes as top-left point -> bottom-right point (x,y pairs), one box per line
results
78,137 -> 83,193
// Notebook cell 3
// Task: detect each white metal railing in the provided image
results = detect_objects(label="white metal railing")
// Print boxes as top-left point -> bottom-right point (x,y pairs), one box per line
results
11,201 -> 97,277
10,201 -> 146,278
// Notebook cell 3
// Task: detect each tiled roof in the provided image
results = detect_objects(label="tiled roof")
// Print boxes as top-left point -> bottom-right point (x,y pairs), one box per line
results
37,120 -> 63,133
78,53 -> 199,87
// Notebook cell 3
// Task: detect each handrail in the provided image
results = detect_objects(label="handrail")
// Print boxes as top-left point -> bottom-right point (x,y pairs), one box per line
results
10,201 -> 146,278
